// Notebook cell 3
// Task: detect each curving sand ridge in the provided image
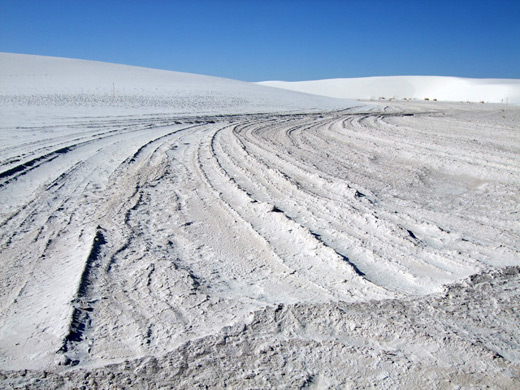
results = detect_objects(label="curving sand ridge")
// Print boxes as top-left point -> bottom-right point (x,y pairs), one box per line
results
0,54 -> 519,388
259,75 -> 520,104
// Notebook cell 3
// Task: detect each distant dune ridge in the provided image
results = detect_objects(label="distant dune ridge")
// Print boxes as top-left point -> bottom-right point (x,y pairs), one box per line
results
259,76 -> 520,104
3,52 -> 517,108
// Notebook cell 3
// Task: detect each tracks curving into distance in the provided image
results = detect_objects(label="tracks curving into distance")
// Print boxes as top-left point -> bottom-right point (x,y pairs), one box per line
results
0,103 -> 519,369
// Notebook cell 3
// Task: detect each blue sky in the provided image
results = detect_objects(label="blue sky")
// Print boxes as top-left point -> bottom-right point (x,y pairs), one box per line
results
1,0 -> 519,81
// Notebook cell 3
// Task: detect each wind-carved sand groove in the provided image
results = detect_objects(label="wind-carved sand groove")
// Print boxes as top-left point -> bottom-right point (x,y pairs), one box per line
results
0,102 -> 519,387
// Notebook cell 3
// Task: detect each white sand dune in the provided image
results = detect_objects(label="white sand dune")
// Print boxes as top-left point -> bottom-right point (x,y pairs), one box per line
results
1,54 -> 519,388
259,75 -> 520,104
0,52 -> 353,125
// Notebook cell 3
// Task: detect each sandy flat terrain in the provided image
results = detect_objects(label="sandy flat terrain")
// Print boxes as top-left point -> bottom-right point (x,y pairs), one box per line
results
1,54 -> 519,388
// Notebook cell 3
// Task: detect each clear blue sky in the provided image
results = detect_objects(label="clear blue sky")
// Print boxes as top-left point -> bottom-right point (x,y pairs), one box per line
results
1,0 -> 519,81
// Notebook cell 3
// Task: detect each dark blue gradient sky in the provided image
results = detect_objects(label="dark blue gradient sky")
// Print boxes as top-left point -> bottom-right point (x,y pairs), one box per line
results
1,0 -> 519,81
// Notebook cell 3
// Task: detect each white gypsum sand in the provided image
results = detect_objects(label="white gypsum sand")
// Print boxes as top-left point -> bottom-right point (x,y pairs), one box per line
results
0,54 -> 519,388
0,53 -> 351,127
258,75 -> 520,104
